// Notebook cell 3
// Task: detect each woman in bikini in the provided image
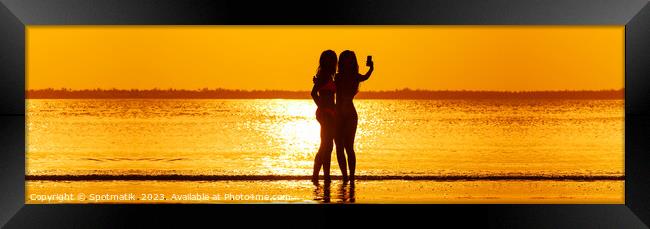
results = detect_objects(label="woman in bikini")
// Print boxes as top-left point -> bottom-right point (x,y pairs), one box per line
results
311,50 -> 338,184
334,50 -> 373,184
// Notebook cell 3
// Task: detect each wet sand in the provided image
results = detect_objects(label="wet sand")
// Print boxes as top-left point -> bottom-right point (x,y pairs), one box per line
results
26,180 -> 623,204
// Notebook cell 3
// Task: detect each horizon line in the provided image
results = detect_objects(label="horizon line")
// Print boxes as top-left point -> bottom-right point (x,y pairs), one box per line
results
26,88 -> 625,92
26,88 -> 624,99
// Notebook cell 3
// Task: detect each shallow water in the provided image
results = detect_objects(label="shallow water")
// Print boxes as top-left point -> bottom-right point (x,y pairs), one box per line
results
26,180 -> 623,204
25,99 -> 624,203
26,99 -> 624,178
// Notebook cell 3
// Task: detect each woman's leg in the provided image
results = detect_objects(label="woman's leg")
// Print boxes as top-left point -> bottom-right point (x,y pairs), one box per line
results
344,114 -> 358,182
335,115 -> 348,182
312,113 -> 325,182
320,114 -> 336,182
321,143 -> 332,182
312,152 -> 322,182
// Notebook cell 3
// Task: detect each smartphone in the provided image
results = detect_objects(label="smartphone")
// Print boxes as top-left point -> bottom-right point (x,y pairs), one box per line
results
366,55 -> 372,66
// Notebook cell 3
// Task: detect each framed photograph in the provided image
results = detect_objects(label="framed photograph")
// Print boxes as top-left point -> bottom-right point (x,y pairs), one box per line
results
1,0 -> 649,227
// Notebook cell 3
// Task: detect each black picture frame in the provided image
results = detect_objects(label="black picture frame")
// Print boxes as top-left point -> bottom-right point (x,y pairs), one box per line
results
1,0 -> 649,228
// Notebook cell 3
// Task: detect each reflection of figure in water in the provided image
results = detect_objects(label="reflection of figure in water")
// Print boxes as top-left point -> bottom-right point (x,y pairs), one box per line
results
313,182 -> 331,203
335,50 -> 374,184
313,182 -> 355,203
349,183 -> 355,202
311,50 -> 338,184
338,183 -> 355,203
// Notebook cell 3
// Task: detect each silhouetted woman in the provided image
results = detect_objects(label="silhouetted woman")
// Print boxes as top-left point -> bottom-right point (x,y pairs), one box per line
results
335,50 -> 373,184
311,50 -> 338,184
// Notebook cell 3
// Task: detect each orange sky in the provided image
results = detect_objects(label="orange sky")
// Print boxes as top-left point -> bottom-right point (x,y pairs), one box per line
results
27,26 -> 624,91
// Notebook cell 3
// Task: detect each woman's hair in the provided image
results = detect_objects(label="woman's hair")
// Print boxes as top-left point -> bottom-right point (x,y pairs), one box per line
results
336,50 -> 360,94
337,50 -> 359,75
316,50 -> 337,83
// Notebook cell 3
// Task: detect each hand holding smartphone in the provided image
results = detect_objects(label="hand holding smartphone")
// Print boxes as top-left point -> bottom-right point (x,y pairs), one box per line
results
366,55 -> 373,67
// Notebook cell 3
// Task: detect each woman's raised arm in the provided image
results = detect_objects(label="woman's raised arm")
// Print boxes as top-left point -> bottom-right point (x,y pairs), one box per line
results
359,60 -> 374,82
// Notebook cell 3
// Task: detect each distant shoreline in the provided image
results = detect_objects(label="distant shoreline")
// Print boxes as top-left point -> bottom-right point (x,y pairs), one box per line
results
26,88 -> 624,100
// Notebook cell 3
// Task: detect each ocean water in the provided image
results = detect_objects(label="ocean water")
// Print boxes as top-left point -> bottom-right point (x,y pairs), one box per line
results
26,99 -> 624,179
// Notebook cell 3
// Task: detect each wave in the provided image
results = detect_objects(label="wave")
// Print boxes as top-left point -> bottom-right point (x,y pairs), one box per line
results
25,174 -> 624,181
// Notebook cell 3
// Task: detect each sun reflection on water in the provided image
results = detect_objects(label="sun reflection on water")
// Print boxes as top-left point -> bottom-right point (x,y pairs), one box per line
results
261,100 -> 321,175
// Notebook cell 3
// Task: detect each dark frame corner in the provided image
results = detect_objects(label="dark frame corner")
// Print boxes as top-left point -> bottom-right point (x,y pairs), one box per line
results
1,0 -> 650,228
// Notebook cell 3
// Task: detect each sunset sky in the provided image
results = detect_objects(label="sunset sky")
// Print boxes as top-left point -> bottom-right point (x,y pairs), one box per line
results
27,26 -> 624,91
